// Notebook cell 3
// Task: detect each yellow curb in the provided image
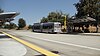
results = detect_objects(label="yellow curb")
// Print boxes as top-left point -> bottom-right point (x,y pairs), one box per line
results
2,32 -> 60,56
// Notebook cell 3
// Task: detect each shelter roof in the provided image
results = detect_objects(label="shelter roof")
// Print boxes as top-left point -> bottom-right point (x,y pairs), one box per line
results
70,17 -> 96,23
0,12 -> 19,21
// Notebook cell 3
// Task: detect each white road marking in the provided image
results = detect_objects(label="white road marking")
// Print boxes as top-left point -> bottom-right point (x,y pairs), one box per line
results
27,35 -> 100,51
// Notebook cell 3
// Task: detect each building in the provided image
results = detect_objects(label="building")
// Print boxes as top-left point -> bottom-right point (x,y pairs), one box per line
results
67,17 -> 99,33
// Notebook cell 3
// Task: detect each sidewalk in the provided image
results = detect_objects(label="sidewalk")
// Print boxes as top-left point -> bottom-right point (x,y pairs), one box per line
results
79,33 -> 100,36
0,38 -> 27,56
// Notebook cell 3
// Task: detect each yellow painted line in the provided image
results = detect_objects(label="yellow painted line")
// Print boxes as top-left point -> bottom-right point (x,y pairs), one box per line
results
2,32 -> 60,56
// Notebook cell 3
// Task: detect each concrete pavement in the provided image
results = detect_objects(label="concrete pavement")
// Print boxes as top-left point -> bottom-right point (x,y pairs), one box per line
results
79,33 -> 100,36
0,35 -> 27,56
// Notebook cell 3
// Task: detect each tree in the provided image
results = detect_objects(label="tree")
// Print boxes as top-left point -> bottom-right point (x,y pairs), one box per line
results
18,18 -> 26,29
28,25 -> 32,29
40,11 -> 69,25
0,9 -> 4,13
9,23 -> 17,29
40,17 -> 48,23
4,24 -> 9,29
74,0 -> 100,19
4,22 -> 17,29
74,0 -> 100,32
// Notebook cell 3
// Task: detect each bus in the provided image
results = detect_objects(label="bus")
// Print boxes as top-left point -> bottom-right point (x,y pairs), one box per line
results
32,23 -> 42,32
33,22 -> 61,33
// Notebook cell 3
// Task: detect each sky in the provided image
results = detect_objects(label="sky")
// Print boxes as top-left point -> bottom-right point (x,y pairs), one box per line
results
1,0 -> 79,25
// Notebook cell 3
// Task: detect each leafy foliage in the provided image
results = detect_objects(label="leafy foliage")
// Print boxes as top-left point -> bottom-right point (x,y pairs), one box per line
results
4,23 -> 17,29
40,11 -> 69,25
0,9 -> 4,13
18,18 -> 26,29
74,0 -> 100,21
40,17 -> 48,23
28,25 -> 33,29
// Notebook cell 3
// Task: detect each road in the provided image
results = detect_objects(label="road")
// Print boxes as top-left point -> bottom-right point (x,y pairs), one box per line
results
2,29 -> 100,56
0,32 -> 27,56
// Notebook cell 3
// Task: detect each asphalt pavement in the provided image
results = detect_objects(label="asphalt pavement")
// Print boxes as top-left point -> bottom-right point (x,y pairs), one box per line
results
1,29 -> 100,56
0,31 -> 41,56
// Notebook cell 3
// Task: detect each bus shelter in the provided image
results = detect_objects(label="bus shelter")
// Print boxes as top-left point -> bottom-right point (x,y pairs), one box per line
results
0,12 -> 19,26
68,17 -> 97,33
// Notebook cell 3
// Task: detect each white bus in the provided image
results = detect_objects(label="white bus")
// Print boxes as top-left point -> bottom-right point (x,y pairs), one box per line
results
32,23 -> 42,32
33,22 -> 61,33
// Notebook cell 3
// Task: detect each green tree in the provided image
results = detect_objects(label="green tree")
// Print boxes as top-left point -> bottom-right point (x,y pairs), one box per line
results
10,23 -> 17,29
4,23 -> 17,29
74,0 -> 100,32
28,25 -> 32,29
4,24 -> 9,29
40,11 -> 69,25
18,18 -> 26,29
40,17 -> 48,23
74,0 -> 100,19
0,9 -> 4,13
